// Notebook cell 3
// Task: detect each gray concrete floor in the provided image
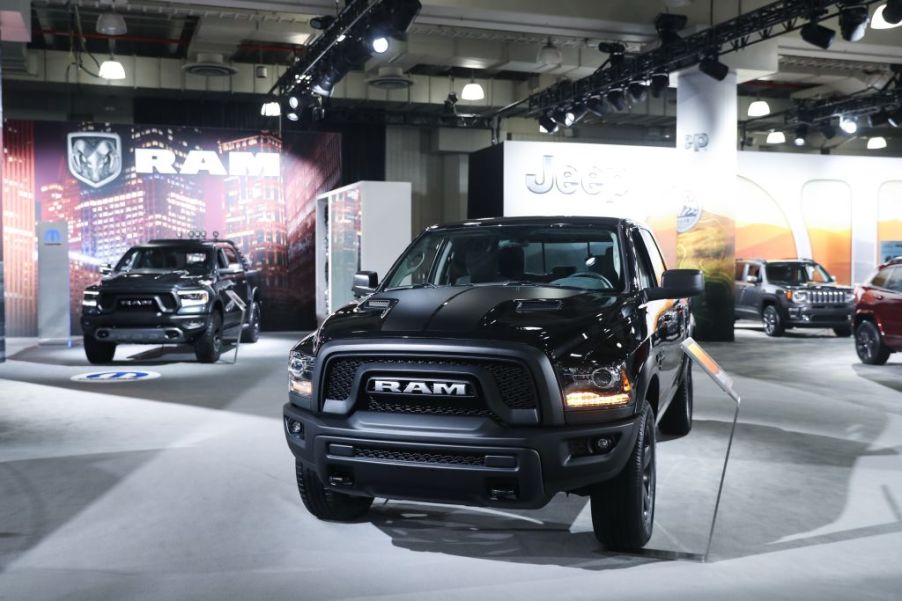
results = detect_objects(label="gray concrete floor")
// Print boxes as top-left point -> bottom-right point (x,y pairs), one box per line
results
1,327 -> 901,600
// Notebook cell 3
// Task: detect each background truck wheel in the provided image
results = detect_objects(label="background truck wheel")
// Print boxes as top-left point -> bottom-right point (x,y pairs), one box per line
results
240,301 -> 261,343
660,361 -> 693,436
590,400 -> 656,550
856,320 -> 891,365
296,461 -> 373,521
83,335 -> 116,364
833,326 -> 852,337
762,305 -> 785,337
194,312 -> 223,363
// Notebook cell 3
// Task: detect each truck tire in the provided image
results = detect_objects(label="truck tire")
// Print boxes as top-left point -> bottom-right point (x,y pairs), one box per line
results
194,311 -> 223,363
856,320 -> 891,365
590,400 -> 656,550
83,335 -> 116,364
240,301 -> 261,343
296,461 -> 373,521
833,326 -> 852,337
660,361 -> 693,436
762,305 -> 785,337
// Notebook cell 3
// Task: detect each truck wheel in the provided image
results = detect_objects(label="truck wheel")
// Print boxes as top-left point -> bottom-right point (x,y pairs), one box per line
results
295,461 -> 373,521
833,326 -> 852,338
590,400 -> 656,550
762,305 -> 785,337
660,361 -> 693,436
240,301 -> 261,343
194,312 -> 223,363
856,321 -> 891,365
83,335 -> 116,364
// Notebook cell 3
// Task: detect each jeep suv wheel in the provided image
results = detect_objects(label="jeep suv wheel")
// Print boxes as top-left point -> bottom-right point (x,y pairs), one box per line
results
83,335 -> 116,364
194,311 -> 223,363
660,361 -> 693,436
296,461 -> 373,521
856,320 -> 891,365
590,400 -> 656,550
762,305 -> 785,337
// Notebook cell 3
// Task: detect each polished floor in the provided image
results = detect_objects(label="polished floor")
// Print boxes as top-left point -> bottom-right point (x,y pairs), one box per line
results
1,328 -> 901,600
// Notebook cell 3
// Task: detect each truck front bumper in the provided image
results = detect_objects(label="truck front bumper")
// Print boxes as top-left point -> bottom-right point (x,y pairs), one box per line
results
783,304 -> 852,328
81,313 -> 211,344
283,403 -> 640,509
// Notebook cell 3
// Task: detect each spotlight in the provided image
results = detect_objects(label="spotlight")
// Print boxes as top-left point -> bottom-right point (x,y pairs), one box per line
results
889,108 -> 902,127
565,103 -> 587,126
650,73 -> 669,98
840,116 -> 858,134
461,78 -> 485,101
654,13 -> 688,46
793,125 -> 808,146
586,96 -> 607,118
288,96 -> 300,110
819,121 -> 837,140
309,15 -> 335,30
748,99 -> 771,117
766,130 -> 786,144
260,100 -> 281,117
538,113 -> 559,134
800,22 -> 835,49
867,136 -> 888,149
371,35 -> 390,54
839,5 -> 870,42
884,0 -> 902,25
606,88 -> 627,111
598,42 -> 626,68
699,56 -> 728,81
286,112 -> 299,122
551,107 -> 569,125
628,81 -> 648,103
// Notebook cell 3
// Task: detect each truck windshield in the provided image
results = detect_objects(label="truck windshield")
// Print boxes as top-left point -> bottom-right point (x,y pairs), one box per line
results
115,247 -> 213,274
382,225 -> 624,292
765,262 -> 833,285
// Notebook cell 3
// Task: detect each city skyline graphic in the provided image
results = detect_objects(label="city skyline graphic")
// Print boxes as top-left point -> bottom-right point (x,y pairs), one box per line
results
2,120 -> 341,334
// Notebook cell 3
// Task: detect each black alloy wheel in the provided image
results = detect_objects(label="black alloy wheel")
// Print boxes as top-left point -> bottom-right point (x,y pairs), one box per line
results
763,305 -> 784,337
241,302 -> 261,343
855,321 -> 890,365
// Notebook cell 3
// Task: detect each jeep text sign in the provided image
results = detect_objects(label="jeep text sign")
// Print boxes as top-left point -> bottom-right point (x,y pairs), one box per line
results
134,149 -> 280,177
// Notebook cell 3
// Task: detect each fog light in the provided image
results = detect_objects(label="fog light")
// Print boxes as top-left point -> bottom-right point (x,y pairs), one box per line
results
593,436 -> 616,453
285,418 -> 304,438
184,320 -> 205,330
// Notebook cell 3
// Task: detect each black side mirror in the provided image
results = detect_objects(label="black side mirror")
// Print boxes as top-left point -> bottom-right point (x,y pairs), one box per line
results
100,263 -> 112,275
646,269 -> 705,301
745,274 -> 760,285
352,271 -> 378,297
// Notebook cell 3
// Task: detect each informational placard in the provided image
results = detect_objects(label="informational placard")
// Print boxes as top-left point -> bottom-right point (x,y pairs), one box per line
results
37,221 -> 71,345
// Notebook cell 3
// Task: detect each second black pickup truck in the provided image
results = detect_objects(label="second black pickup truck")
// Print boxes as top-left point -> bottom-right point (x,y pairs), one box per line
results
284,216 -> 703,550
81,238 -> 262,363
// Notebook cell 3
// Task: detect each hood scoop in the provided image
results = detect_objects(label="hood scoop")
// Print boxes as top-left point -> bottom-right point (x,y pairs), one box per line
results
361,298 -> 394,311
515,299 -> 563,313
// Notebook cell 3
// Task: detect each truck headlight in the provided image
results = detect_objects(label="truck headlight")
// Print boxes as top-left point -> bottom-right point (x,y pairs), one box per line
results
289,351 -> 315,397
177,289 -> 209,307
786,289 -> 808,303
844,291 -> 855,303
559,362 -> 632,410
82,290 -> 99,308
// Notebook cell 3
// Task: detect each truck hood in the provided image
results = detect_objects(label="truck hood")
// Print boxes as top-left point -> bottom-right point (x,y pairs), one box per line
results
316,285 -> 634,359
97,270 -> 211,292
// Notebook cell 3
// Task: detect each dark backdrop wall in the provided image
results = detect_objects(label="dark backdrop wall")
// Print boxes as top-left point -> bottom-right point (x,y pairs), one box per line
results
1,119 -> 342,334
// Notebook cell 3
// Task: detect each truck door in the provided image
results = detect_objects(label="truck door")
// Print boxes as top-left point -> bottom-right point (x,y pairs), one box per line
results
742,263 -> 765,316
217,246 -> 247,329
881,266 -> 902,348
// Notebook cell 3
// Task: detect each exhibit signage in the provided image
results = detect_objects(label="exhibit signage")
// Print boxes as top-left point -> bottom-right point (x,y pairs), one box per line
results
71,370 -> 162,382
37,220 -> 71,345
134,149 -> 280,178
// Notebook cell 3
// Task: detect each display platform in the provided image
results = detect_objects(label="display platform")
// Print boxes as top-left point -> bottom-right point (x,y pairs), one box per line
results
2,329 -> 901,600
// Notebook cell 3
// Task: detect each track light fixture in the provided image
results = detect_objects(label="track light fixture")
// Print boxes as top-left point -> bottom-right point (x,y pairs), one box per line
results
650,73 -> 669,98
260,100 -> 281,117
793,125 -> 808,146
628,81 -> 648,103
606,88 -> 627,111
800,21 -> 836,49
889,108 -> 902,128
566,103 -> 587,126
585,96 -> 607,118
870,110 -> 890,127
538,112 -> 559,134
819,121 -> 837,140
839,5 -> 870,41
840,115 -> 858,134
654,13 -> 688,46
598,42 -> 626,68
699,55 -> 728,81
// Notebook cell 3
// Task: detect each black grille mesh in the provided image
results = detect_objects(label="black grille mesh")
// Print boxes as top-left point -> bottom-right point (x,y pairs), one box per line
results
324,356 -> 538,411
367,398 -> 495,418
352,445 -> 485,466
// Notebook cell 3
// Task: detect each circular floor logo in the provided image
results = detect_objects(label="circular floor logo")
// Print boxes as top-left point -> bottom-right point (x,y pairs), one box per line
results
71,370 -> 161,383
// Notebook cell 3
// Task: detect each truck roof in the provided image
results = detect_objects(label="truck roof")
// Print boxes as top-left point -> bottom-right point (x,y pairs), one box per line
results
145,238 -> 239,248
428,216 -> 634,230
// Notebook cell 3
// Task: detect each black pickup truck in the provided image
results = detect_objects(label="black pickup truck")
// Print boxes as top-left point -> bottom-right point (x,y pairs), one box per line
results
81,238 -> 262,363
283,217 -> 703,550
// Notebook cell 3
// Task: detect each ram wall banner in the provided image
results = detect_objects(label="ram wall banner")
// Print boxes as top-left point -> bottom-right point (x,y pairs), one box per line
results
1,121 -> 341,335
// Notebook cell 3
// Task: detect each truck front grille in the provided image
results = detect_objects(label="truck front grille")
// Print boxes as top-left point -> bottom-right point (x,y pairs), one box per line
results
352,445 -> 486,466
323,355 -> 539,413
366,397 -> 496,419
809,289 -> 847,304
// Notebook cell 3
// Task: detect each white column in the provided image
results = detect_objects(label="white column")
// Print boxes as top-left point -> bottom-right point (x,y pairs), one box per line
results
675,69 -> 737,342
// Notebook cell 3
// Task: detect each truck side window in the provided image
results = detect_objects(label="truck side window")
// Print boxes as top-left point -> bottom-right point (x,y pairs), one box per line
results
639,229 -> 667,284
886,267 -> 902,292
872,267 -> 892,289
217,249 -> 229,270
223,246 -> 240,269
631,231 -> 655,290
735,262 -> 745,281
747,264 -> 761,283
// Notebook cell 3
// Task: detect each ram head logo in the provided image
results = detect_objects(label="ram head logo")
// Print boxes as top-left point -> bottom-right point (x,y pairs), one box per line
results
67,132 -> 122,188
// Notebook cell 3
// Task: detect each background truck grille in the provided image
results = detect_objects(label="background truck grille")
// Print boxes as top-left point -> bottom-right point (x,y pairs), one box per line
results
323,356 -> 539,412
352,445 -> 486,466
808,289 -> 846,304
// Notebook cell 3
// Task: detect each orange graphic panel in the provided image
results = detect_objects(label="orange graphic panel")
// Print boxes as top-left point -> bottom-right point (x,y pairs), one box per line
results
878,181 -> 902,262
735,176 -> 796,261
801,180 -> 852,285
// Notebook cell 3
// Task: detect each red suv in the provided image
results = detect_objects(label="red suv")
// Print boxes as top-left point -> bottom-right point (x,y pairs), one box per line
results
854,258 -> 902,365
